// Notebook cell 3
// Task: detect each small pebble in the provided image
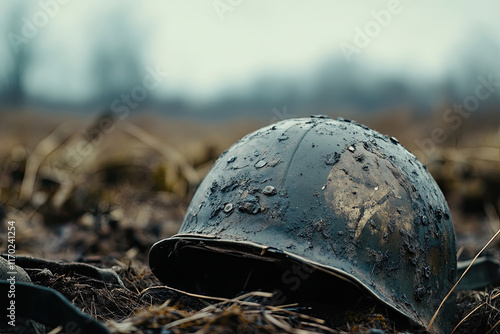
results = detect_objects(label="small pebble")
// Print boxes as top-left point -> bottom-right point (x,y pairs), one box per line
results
262,186 -> 277,196
255,160 -> 267,168
369,329 -> 386,334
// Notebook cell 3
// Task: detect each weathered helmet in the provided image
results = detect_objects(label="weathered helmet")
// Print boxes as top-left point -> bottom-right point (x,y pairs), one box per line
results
149,116 -> 456,333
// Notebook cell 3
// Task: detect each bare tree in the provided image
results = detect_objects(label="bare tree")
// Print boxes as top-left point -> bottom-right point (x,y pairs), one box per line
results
2,2 -> 32,107
88,6 -> 146,105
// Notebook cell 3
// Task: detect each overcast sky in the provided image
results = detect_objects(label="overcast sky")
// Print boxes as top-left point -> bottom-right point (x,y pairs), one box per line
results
1,0 -> 499,103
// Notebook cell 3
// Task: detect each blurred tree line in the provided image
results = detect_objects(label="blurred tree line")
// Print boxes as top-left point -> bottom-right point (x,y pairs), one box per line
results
1,1 -> 499,119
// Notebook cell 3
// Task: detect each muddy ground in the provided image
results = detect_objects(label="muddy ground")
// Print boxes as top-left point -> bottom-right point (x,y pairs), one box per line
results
0,110 -> 499,333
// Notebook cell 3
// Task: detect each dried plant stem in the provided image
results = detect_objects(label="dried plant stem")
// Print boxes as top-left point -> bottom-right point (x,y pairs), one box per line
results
451,302 -> 485,333
485,318 -> 500,334
427,227 -> 500,331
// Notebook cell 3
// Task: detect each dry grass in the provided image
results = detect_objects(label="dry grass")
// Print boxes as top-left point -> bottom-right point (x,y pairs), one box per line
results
0,109 -> 499,333
454,289 -> 500,334
106,291 -> 342,334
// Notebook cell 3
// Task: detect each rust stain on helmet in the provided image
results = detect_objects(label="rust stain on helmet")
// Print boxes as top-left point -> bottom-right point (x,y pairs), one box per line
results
324,142 -> 415,240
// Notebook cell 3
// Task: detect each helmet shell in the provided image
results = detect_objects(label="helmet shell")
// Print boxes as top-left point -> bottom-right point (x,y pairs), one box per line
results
150,116 -> 456,333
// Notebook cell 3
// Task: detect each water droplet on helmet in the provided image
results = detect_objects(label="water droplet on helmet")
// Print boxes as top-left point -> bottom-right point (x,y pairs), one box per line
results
390,136 -> 400,144
255,160 -> 267,168
262,185 -> 277,196
227,156 -> 237,163
223,203 -> 234,213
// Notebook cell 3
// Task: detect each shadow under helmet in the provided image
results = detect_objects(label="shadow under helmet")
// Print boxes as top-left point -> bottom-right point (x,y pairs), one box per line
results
149,116 -> 456,333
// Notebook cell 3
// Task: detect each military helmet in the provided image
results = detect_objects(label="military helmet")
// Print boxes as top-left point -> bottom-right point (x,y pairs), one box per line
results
149,116 -> 456,333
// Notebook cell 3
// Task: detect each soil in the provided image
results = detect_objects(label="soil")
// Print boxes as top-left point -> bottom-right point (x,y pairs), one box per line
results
0,110 -> 499,333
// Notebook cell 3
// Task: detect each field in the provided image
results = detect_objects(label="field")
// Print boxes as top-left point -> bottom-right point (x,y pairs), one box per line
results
0,109 -> 499,333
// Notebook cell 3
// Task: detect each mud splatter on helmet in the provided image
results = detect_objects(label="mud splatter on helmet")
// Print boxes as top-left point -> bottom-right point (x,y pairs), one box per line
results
149,116 -> 456,333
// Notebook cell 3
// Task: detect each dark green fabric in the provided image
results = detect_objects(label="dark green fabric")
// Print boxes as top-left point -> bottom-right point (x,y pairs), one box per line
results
0,281 -> 110,334
0,255 -> 124,287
